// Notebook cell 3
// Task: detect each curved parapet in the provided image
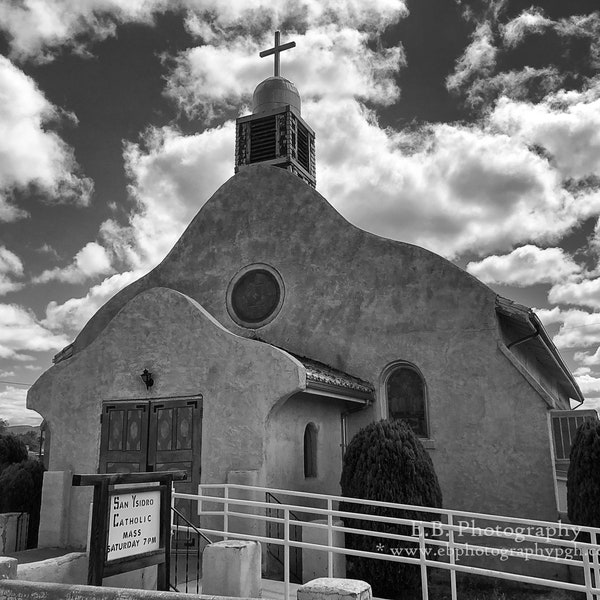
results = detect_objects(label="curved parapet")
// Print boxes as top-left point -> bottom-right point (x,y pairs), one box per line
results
67,164 -> 496,368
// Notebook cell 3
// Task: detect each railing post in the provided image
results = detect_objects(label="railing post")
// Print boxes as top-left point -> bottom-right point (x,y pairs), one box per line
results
327,498 -> 334,577
223,486 -> 229,541
592,531 -> 599,599
284,507 -> 290,600
447,513 -> 457,600
583,542 -> 594,600
172,501 -> 179,592
418,523 -> 429,600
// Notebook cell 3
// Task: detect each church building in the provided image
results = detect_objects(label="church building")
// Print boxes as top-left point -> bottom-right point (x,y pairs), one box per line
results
28,33 -> 588,551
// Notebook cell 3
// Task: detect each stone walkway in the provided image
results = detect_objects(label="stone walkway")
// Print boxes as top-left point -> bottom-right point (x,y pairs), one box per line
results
262,578 -> 301,600
173,578 -> 301,599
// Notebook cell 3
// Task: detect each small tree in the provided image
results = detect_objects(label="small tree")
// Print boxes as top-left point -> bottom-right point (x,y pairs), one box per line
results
567,419 -> 600,529
0,434 -> 28,472
15,430 -> 40,453
0,458 -> 45,547
0,434 -> 45,548
340,419 -> 442,598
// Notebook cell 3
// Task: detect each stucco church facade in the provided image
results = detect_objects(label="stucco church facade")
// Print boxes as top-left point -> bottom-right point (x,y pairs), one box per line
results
29,35 -> 587,551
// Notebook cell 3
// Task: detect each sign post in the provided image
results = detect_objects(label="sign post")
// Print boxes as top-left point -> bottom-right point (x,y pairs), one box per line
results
73,471 -> 186,589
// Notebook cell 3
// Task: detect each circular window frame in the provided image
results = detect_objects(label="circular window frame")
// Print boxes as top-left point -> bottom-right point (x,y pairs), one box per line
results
226,263 -> 285,329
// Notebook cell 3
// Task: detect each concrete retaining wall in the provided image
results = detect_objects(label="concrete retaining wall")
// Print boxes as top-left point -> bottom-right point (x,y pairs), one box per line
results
0,579 -> 255,600
0,513 -> 28,554
12,550 -> 156,589
17,551 -> 87,584
0,555 -> 256,600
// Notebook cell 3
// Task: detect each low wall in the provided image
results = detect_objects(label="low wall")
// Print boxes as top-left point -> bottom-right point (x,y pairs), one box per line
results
12,550 -> 156,589
0,579 -> 255,600
17,551 -> 87,584
0,513 -> 28,554
0,556 -> 256,600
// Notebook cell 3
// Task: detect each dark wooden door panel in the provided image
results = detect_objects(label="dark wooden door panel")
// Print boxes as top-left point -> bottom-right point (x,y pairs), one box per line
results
99,397 -> 202,503
148,399 -> 202,522
99,402 -> 149,474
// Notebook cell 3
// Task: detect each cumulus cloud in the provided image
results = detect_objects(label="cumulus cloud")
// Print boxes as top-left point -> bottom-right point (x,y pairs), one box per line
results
534,306 -> 564,327
450,9 -> 600,110
534,308 -> 600,349
0,303 -> 69,360
33,242 -> 113,284
99,124 -> 235,271
36,244 -> 60,259
574,348 -> 600,367
0,57 -> 93,215
490,89 -> 600,180
166,27 -> 403,120
187,0 -> 407,33
446,22 -> 497,102
0,1 -> 166,62
501,7 -> 553,48
573,368 -> 600,397
466,245 -> 581,286
556,13 -> 600,69
308,99 -> 585,257
0,385 -> 41,426
42,271 -> 143,334
462,67 -> 565,109
0,248 -> 22,273
549,278 -> 600,310
0,0 -> 407,62
0,246 -> 24,295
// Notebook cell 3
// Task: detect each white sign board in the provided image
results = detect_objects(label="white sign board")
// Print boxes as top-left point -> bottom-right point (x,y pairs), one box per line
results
107,489 -> 161,561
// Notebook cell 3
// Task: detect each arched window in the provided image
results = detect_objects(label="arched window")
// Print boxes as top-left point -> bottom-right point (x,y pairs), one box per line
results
386,364 -> 428,438
303,423 -> 318,478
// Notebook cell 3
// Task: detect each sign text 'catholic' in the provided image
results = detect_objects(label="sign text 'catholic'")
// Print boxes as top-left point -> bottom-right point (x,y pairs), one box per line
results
107,489 -> 161,561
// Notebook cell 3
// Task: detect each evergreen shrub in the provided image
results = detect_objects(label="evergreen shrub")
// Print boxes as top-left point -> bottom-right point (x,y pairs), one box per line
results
340,419 -> 442,598
0,434 -> 45,548
0,434 -> 28,471
567,419 -> 600,529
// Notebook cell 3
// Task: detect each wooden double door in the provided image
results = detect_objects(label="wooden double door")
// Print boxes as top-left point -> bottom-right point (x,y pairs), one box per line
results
99,397 -> 202,501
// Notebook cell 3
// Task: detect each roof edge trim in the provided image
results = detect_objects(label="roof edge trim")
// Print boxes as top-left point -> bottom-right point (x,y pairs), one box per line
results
304,380 -> 373,404
496,296 -> 584,404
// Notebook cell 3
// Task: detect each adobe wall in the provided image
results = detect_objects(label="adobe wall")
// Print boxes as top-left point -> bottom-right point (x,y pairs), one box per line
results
265,391 -> 347,498
28,288 -> 304,548
33,165 -> 560,523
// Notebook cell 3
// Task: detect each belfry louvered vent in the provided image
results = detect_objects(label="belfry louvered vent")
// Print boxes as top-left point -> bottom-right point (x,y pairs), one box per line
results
297,122 -> 310,173
235,105 -> 316,188
250,116 -> 277,163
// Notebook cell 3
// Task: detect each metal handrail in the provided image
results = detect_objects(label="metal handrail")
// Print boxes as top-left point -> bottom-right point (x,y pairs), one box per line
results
177,483 -> 600,600
266,491 -> 303,584
266,491 -> 304,523
200,482 -> 600,533
171,505 -> 213,546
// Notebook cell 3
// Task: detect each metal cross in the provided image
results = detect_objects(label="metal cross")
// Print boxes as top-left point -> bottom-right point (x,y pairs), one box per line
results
259,31 -> 296,77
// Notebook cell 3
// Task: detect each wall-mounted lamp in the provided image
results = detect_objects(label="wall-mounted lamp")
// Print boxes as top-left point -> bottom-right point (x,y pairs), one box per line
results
140,369 -> 154,390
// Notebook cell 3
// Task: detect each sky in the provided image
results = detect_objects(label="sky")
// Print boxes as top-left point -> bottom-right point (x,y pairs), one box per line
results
0,0 -> 600,425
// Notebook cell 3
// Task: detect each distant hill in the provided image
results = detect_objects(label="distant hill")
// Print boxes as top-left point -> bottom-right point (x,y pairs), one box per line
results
6,424 -> 41,436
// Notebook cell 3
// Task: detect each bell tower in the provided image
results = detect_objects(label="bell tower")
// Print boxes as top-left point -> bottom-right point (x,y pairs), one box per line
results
235,31 -> 316,188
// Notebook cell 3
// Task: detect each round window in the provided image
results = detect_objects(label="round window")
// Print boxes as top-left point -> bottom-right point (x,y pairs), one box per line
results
227,264 -> 285,328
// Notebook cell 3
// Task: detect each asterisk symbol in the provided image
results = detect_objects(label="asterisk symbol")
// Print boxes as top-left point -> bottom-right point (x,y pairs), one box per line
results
376,543 -> 385,552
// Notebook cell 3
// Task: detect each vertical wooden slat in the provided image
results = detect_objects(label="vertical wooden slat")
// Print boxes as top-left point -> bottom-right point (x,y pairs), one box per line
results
88,479 -> 109,585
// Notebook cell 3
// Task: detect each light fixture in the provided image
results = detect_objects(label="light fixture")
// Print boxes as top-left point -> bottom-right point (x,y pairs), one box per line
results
140,369 -> 154,389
